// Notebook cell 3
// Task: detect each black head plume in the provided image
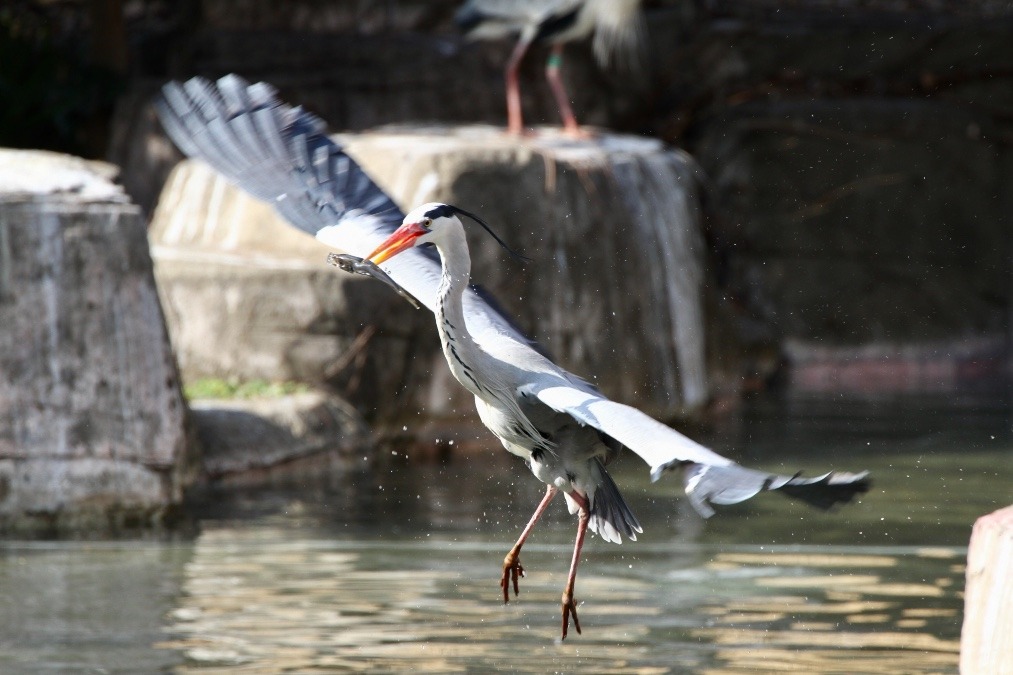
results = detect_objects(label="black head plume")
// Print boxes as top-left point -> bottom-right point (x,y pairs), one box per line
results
426,204 -> 530,263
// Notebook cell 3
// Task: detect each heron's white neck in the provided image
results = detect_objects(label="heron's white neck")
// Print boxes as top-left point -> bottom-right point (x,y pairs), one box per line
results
431,221 -> 489,400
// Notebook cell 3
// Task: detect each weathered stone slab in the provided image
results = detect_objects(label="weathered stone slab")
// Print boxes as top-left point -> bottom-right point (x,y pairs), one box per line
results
960,504 -> 1013,674
149,127 -> 714,429
0,149 -> 195,533
191,391 -> 371,483
348,127 -> 712,414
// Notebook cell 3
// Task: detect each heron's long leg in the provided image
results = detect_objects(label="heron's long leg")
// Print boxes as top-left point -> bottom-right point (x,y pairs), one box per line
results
502,484 -> 557,602
561,491 -> 590,639
505,36 -> 534,135
545,44 -> 581,136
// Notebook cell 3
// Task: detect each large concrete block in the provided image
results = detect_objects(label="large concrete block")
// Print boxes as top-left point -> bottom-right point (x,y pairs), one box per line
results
149,128 -> 715,431
0,149 -> 195,533
344,128 -> 712,415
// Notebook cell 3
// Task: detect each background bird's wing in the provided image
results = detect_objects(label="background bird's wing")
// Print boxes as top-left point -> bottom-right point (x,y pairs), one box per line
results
156,75 -> 529,344
456,0 -> 582,25
591,0 -> 646,72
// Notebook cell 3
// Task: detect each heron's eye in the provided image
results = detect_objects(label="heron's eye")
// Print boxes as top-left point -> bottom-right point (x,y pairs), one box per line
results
422,218 -> 433,229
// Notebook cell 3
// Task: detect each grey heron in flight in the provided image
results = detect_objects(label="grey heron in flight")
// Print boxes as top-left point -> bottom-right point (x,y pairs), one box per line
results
157,75 -> 871,639
455,0 -> 645,135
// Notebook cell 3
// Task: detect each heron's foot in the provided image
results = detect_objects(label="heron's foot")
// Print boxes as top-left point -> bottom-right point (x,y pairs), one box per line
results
561,592 -> 581,640
501,552 -> 525,603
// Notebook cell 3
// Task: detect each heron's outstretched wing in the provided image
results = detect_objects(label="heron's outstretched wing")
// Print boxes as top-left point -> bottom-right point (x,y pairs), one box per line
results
156,75 -> 529,344
525,382 -> 731,471
526,380 -> 870,517
158,75 -> 402,239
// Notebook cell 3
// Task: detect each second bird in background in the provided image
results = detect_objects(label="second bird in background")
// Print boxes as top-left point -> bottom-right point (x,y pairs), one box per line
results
455,0 -> 645,136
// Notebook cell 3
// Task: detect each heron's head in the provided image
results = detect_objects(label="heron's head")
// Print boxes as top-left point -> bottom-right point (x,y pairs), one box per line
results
367,202 -> 525,264
366,203 -> 458,264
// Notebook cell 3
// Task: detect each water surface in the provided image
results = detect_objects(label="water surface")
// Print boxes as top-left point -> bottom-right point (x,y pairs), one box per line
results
1,393 -> 1009,673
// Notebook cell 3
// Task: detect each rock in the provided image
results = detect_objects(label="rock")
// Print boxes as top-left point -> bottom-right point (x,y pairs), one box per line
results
350,127 -> 713,413
190,391 -> 371,484
960,505 -> 1013,674
149,161 -> 442,428
0,149 -> 195,534
149,127 -> 714,429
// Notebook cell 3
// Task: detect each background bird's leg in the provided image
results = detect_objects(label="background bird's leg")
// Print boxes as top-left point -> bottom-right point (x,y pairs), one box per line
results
505,37 -> 533,135
502,484 -> 557,602
561,491 -> 590,639
545,45 -> 582,137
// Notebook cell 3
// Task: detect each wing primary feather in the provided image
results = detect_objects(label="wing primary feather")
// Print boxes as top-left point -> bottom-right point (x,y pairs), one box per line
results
158,75 -> 409,241
681,464 -> 871,518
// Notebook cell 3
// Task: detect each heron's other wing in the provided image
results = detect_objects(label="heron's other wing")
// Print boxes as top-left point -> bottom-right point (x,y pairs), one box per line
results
683,464 -> 871,518
522,379 -> 733,473
524,378 -> 870,517
158,76 -> 448,310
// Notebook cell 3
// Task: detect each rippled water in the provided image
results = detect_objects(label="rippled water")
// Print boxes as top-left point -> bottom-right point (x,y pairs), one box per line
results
1,393 -> 1009,673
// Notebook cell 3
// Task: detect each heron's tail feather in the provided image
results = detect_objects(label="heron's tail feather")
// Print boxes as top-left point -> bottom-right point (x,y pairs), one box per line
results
588,458 -> 643,544
678,463 -> 871,518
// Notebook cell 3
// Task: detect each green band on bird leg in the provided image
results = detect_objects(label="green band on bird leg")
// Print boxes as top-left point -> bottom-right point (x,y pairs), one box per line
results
547,53 -> 563,68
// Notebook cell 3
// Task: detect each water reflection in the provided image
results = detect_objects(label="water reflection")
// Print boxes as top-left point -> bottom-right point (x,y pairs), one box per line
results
159,528 -> 965,672
0,542 -> 189,672
691,549 -> 962,673
0,394 -> 1006,673
159,393 -> 1005,672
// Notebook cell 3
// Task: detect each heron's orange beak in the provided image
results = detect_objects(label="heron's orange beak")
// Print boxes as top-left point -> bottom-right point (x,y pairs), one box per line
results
367,222 -> 428,265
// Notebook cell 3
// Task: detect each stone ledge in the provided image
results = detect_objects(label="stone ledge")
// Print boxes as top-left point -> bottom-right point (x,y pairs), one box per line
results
0,458 -> 182,534
0,149 -> 129,204
0,148 -> 194,534
191,391 -> 371,485
150,126 -> 713,425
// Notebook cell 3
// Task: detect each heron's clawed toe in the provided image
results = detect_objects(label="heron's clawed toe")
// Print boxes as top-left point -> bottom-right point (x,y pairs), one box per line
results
501,553 -> 525,603
561,593 -> 581,640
